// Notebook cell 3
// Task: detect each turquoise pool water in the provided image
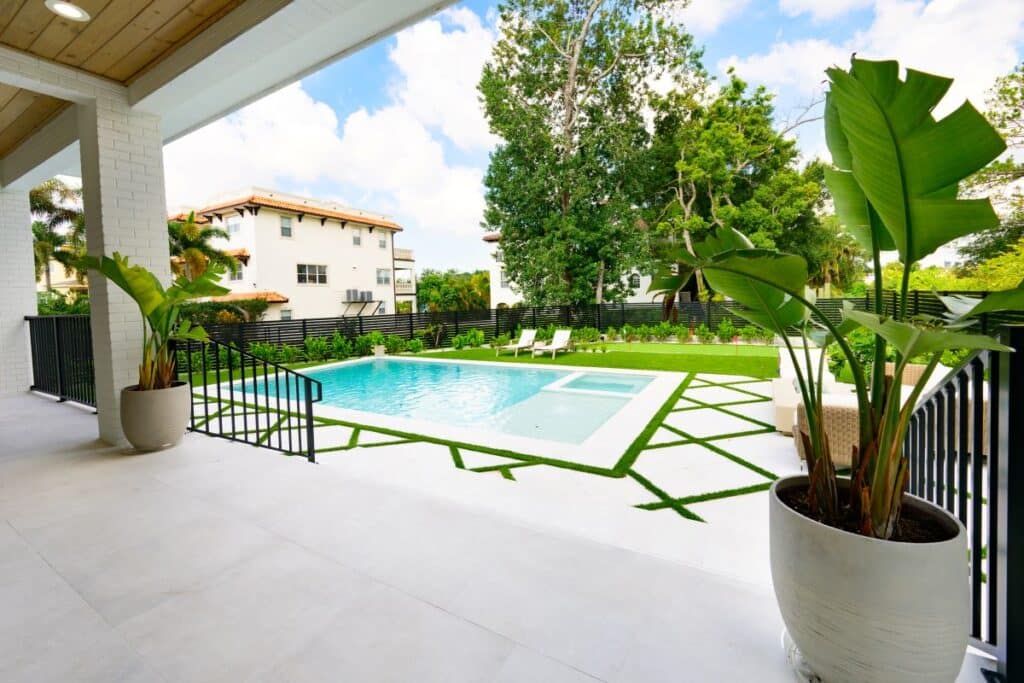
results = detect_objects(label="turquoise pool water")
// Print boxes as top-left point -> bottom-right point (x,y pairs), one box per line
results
241,358 -> 654,444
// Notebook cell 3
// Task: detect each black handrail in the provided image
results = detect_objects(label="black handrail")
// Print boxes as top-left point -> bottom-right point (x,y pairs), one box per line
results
904,326 -> 1023,680
175,337 -> 323,462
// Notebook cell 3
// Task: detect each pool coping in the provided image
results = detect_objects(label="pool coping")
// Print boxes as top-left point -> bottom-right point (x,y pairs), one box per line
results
219,355 -> 686,470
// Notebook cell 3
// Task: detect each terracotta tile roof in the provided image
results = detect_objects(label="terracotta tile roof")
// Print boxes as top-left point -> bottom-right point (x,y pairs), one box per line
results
197,194 -> 402,231
207,290 -> 289,304
170,249 -> 249,267
168,211 -> 211,224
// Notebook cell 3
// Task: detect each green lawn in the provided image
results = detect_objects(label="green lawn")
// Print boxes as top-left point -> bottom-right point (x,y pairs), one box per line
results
430,345 -> 778,377
602,342 -> 777,356
183,342 -> 780,385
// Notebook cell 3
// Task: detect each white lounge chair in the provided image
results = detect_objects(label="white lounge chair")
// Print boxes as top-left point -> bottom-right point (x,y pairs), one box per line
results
532,329 -> 572,359
496,329 -> 537,357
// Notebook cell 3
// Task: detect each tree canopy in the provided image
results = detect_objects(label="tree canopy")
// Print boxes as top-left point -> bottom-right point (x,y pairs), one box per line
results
167,212 -> 238,280
30,178 -> 85,291
479,0 -> 701,306
961,62 -> 1024,264
417,269 -> 490,311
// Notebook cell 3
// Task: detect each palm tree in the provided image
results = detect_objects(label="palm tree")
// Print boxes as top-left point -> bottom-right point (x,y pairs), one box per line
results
30,178 -> 86,290
167,211 -> 238,280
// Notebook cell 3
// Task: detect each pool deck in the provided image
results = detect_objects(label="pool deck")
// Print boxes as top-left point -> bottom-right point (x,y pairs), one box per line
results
0,391 -> 992,681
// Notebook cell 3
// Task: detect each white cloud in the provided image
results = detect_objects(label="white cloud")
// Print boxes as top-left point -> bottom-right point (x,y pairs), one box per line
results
779,0 -> 873,21
676,0 -> 751,36
722,0 -> 1024,114
719,39 -> 847,96
389,7 -> 498,152
164,7 -> 496,255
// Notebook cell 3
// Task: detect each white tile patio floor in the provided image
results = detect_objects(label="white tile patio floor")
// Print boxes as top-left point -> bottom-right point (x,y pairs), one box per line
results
0,382 -> 990,681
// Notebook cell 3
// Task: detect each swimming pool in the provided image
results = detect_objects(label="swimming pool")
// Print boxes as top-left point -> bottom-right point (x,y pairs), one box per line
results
302,358 -> 653,444
234,357 -> 657,445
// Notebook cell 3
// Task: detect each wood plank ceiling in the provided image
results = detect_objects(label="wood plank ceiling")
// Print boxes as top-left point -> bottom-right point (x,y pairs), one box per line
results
0,0 -> 244,157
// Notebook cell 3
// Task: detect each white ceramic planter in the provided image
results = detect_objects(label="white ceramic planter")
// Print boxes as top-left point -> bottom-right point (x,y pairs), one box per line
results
769,476 -> 968,683
120,382 -> 191,451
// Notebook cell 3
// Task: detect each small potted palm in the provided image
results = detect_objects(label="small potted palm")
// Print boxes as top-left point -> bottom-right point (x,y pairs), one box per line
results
83,252 -> 228,451
661,58 -> 1024,681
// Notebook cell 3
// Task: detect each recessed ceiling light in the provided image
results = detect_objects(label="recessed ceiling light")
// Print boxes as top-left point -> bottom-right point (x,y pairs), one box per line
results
45,0 -> 91,22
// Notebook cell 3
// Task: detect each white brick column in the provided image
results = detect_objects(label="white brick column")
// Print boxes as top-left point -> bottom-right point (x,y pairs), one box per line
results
0,189 -> 36,395
78,96 -> 171,445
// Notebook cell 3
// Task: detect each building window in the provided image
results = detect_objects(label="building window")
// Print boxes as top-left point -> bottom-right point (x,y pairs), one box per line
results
376,268 -> 391,285
378,303 -> 386,315
629,273 -> 641,289
280,216 -> 292,238
227,216 -> 240,235
500,269 -> 509,288
280,309 -> 292,321
495,249 -> 503,263
379,234 -> 388,249
229,265 -> 244,281
297,264 -> 327,284
352,228 -> 362,246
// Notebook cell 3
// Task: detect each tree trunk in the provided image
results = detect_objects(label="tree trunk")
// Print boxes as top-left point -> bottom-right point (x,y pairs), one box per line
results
595,260 -> 605,304
44,262 -> 52,291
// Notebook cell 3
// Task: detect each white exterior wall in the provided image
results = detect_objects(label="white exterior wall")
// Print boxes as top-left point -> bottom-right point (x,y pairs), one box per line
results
212,208 -> 398,320
0,189 -> 36,394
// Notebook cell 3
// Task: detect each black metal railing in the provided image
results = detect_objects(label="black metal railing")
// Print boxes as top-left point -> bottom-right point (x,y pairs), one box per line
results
904,326 -> 1023,680
175,337 -> 323,462
25,315 -> 95,407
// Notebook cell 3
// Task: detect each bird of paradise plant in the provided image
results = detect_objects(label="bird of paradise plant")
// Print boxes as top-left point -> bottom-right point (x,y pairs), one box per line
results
82,253 -> 229,390
654,57 -> 1024,539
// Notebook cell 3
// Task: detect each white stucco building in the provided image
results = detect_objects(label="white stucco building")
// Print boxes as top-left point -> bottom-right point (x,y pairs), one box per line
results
483,231 -> 654,307
185,189 -> 415,320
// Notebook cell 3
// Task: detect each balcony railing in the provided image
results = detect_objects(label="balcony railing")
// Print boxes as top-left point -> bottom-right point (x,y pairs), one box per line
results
393,247 -> 414,262
395,280 -> 415,295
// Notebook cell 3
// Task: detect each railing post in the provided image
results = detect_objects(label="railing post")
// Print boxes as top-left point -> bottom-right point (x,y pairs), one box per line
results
304,378 -> 316,463
51,316 -> 66,401
995,327 -> 1024,679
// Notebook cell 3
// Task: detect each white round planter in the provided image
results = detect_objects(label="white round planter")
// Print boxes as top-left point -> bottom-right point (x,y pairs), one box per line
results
769,475 -> 968,683
120,382 -> 191,452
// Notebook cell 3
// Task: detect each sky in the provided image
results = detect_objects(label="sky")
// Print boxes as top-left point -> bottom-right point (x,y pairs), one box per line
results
162,0 -> 1024,274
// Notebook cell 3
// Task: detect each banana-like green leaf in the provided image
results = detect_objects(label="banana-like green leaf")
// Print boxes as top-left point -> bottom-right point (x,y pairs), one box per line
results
81,252 -> 166,318
938,280 -> 1024,326
844,304 -> 1012,357
825,58 -> 1005,264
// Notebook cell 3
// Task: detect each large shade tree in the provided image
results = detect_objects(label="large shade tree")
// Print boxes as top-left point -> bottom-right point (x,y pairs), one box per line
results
643,75 -> 833,309
479,0 -> 700,306
417,269 -> 490,311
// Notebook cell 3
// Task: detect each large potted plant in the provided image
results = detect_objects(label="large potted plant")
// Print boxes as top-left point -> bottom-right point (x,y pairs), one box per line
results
83,252 -> 228,451
659,58 -> 1024,681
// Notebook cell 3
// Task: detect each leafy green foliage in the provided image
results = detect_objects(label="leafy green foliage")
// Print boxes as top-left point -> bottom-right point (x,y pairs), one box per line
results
716,319 -> 737,342
303,336 -> 330,362
330,331 -> 353,360
31,179 -> 86,291
384,334 -> 408,354
694,323 -> 716,344
37,290 -> 89,315
480,0 -> 700,305
180,299 -> 269,326
248,342 -> 277,362
81,252 -> 229,390
407,338 -> 425,354
167,211 -> 239,280
417,270 -> 490,311
278,344 -> 302,363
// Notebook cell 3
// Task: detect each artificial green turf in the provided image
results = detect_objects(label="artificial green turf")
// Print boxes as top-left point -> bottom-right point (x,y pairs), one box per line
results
605,342 -> 777,357
428,348 -> 778,378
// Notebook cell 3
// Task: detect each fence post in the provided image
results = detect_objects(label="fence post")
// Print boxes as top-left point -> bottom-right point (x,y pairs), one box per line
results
620,302 -> 625,327
51,317 -> 66,401
705,301 -> 712,327
301,319 -> 308,342
532,307 -> 537,328
409,313 -> 414,339
596,304 -> 602,331
358,316 -> 363,336
494,309 -> 500,337
995,327 -> 1024,679
913,290 -> 920,316
454,310 -> 460,335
